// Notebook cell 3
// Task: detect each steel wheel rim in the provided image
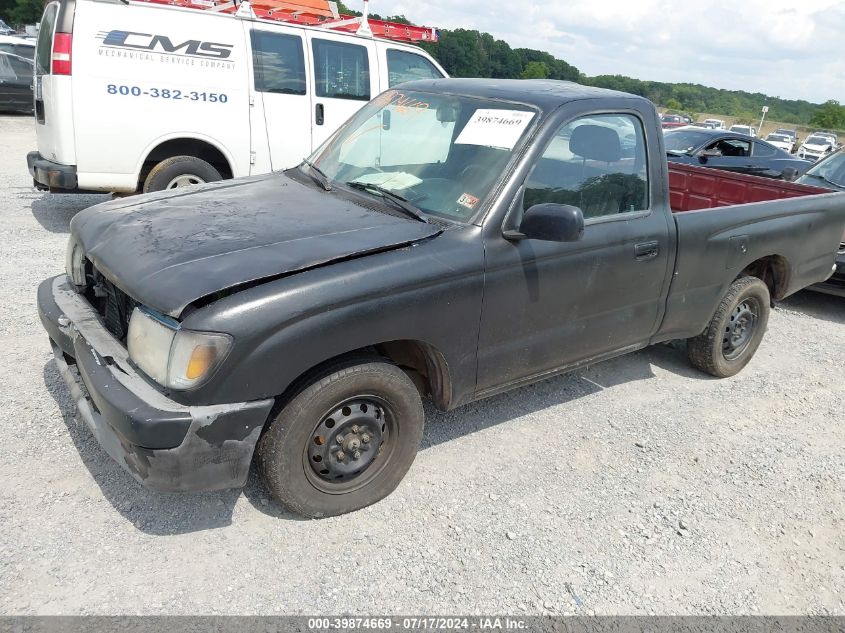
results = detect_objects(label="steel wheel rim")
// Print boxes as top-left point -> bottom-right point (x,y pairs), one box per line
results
722,298 -> 759,361
303,395 -> 397,495
165,174 -> 205,189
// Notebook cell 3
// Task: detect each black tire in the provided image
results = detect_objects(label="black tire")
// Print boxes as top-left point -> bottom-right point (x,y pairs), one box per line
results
257,360 -> 424,518
687,276 -> 771,378
142,156 -> 222,193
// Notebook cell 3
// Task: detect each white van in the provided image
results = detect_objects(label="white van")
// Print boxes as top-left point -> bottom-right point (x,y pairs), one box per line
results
26,0 -> 447,193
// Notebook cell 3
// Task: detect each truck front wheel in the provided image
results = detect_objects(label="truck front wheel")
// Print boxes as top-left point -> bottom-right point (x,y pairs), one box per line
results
256,360 -> 425,518
687,276 -> 771,378
142,156 -> 222,193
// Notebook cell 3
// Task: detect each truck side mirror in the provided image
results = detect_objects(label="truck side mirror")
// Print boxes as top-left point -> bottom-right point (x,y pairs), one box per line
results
505,203 -> 585,242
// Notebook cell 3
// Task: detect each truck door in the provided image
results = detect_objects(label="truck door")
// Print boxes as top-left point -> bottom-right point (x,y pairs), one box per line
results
476,109 -> 674,394
248,27 -> 313,172
306,32 -> 378,149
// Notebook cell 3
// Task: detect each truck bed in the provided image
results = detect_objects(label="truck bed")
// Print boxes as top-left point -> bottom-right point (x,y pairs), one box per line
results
659,162 -> 845,341
668,162 -> 828,212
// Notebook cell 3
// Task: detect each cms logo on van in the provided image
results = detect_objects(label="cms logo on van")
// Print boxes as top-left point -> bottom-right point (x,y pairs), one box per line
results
98,30 -> 234,59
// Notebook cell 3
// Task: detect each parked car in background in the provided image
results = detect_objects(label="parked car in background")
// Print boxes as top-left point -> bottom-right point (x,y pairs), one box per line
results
798,135 -> 837,162
0,34 -> 36,57
694,121 -> 716,129
665,127 -> 811,180
795,149 -> 845,297
775,128 -> 798,150
0,19 -> 15,36
765,133 -> 794,153
703,118 -> 726,129
729,124 -> 757,138
814,132 -> 839,149
661,113 -> 692,129
0,51 -> 34,113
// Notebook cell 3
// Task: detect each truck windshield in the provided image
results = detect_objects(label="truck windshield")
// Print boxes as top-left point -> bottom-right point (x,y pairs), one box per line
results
307,90 -> 538,222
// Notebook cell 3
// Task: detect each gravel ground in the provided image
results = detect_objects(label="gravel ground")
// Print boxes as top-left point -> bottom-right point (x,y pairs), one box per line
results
0,114 -> 843,616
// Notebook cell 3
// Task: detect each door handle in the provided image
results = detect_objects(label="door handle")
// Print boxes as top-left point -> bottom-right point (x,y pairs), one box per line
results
634,241 -> 659,261
315,103 -> 324,126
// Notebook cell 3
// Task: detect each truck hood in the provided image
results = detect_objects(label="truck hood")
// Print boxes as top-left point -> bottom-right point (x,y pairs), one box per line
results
71,172 -> 442,317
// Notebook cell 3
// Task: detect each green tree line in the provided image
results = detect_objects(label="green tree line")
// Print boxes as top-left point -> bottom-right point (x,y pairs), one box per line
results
334,0 -> 841,128
5,0 -> 843,128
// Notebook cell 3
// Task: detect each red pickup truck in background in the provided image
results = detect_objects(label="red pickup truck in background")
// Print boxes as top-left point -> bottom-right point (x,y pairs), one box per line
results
661,113 -> 693,129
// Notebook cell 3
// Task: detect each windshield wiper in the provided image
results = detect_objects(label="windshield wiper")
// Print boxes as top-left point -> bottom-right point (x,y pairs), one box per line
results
346,181 -> 429,224
301,158 -> 332,191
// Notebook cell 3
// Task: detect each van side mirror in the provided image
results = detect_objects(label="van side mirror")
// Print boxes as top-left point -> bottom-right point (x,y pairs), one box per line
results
504,203 -> 585,242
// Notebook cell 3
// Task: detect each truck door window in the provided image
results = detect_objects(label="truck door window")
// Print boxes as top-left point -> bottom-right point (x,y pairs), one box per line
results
312,39 -> 370,101
386,49 -> 443,87
524,114 -> 649,219
251,30 -> 306,95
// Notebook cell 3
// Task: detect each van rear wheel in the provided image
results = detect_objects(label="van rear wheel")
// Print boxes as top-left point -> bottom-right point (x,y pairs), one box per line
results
142,156 -> 222,193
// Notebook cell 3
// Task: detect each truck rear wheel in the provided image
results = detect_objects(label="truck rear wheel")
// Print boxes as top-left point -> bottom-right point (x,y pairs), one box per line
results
142,156 -> 222,193
687,276 -> 770,378
257,360 -> 424,518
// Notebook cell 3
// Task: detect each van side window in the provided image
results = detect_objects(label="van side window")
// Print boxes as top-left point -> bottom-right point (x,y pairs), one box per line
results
524,114 -> 649,219
251,30 -> 306,95
386,49 -> 443,87
312,39 -> 370,101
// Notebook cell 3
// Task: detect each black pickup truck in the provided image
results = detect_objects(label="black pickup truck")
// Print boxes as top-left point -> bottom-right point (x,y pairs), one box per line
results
38,79 -> 845,518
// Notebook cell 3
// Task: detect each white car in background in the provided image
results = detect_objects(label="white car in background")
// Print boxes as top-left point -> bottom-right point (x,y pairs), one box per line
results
814,132 -> 839,149
0,19 -> 15,36
703,118 -> 726,129
765,133 -> 794,153
729,124 -> 757,138
798,135 -> 837,162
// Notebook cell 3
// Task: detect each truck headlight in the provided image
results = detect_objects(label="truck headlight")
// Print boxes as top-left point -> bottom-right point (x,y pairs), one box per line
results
65,236 -> 86,288
127,308 -> 232,390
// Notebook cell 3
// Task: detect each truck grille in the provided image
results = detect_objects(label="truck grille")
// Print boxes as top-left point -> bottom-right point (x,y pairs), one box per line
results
86,268 -> 137,341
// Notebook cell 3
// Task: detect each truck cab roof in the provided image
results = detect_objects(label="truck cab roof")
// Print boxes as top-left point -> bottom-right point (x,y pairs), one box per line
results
397,78 -> 651,113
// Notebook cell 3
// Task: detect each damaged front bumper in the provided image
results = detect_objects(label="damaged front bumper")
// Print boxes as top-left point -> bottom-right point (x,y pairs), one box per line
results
37,275 -> 275,492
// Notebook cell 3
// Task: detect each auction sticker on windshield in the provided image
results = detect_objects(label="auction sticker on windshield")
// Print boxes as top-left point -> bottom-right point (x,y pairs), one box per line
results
456,109 -> 535,150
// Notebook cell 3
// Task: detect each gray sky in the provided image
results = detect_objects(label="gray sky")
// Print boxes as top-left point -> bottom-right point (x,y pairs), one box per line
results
365,0 -> 843,105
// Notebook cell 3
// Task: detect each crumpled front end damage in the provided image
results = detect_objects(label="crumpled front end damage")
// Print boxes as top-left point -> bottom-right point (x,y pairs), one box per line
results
39,276 -> 274,492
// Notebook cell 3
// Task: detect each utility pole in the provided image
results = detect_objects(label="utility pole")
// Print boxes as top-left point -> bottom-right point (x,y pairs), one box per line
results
759,105 -> 769,134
